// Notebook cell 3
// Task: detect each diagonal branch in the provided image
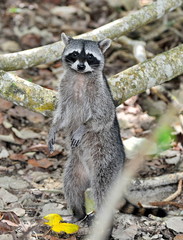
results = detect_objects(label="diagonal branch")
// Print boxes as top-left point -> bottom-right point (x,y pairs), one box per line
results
0,71 -> 56,116
109,43 -> 183,105
0,43 -> 182,116
0,0 -> 182,71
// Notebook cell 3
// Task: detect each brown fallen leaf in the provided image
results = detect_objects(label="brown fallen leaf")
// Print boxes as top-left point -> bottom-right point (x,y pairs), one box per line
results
52,61 -> 62,68
0,98 -> 13,111
8,106 -> 28,117
174,234 -> 183,240
23,144 -> 50,155
21,33 -> 42,48
27,112 -> 44,123
0,211 -> 20,233
28,158 -> 53,168
38,69 -> 53,79
0,113 -> 4,124
8,106 -> 44,123
0,221 -> 14,233
9,153 -> 28,161
22,144 -> 62,157
0,211 -> 20,225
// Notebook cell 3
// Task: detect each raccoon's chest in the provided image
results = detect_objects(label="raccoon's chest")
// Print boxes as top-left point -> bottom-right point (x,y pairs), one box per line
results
61,73 -> 92,128
73,75 -> 86,101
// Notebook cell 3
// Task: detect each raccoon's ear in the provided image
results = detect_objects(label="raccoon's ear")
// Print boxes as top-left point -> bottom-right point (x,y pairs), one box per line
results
98,38 -> 111,53
61,33 -> 72,45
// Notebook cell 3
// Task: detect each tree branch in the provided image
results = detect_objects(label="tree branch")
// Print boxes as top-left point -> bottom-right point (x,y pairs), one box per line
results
109,43 -> 183,105
0,0 -> 182,71
0,71 -> 56,116
0,43 -> 182,115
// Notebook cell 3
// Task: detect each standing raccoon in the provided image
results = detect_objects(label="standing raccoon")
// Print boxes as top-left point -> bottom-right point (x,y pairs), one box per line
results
48,33 -> 125,221
48,33 -> 166,222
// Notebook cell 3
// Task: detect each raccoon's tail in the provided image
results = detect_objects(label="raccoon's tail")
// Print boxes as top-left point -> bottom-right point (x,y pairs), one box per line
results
119,199 -> 167,218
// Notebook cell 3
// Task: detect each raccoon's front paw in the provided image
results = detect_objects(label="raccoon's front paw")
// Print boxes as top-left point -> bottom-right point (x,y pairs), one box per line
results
71,136 -> 81,148
48,132 -> 55,153
71,125 -> 86,148
48,138 -> 55,153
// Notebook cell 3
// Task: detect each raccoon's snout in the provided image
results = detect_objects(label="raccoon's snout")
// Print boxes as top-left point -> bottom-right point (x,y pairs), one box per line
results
77,63 -> 85,71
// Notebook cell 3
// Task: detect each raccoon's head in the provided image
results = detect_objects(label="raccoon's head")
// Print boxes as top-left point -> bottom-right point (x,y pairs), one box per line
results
61,33 -> 111,73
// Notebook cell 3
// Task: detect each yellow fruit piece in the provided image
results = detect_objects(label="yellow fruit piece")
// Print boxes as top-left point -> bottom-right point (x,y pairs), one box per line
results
43,213 -> 79,234
52,222 -> 79,234
44,213 -> 63,226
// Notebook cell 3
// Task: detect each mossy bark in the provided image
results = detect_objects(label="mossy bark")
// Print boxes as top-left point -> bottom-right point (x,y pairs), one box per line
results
0,44 -> 182,116
109,43 -> 183,105
0,71 -> 56,116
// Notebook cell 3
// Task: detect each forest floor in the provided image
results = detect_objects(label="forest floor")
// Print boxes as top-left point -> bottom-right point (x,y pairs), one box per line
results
0,0 -> 183,239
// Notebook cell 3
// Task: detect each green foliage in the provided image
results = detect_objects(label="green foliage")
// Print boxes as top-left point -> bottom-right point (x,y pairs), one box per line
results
155,125 -> 175,152
27,78 -> 33,82
8,8 -> 22,13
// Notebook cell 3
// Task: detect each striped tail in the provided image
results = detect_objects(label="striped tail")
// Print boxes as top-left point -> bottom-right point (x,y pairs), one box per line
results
119,199 -> 167,217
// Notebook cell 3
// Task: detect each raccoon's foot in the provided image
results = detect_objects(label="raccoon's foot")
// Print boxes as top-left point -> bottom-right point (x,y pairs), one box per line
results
48,139 -> 54,153
80,212 -> 95,226
71,125 -> 86,148
65,214 -> 86,223
66,212 -> 94,226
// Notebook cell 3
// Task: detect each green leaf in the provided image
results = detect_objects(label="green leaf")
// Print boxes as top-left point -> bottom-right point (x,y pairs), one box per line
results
27,78 -> 33,82
8,7 -> 22,13
155,125 -> 175,152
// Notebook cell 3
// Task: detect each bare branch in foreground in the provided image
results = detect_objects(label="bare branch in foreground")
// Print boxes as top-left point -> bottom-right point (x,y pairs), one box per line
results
0,0 -> 182,71
88,105 -> 179,240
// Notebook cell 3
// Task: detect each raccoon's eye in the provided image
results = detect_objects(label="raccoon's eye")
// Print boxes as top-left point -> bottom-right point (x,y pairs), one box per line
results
87,54 -> 94,60
72,51 -> 79,58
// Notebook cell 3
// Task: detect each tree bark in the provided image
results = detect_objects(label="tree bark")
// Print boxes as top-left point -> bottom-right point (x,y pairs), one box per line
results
0,43 -> 182,116
109,43 -> 183,105
0,71 -> 56,116
0,0 -> 182,71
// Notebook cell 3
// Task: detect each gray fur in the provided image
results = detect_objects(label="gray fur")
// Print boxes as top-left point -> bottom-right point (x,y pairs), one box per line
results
61,32 -> 72,45
98,38 -> 111,53
48,34 -> 125,221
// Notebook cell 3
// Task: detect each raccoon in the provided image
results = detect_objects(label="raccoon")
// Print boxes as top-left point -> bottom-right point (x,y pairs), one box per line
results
48,33 -> 166,222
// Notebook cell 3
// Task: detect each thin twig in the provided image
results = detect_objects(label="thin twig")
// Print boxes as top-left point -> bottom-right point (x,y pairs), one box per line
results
163,179 -> 183,201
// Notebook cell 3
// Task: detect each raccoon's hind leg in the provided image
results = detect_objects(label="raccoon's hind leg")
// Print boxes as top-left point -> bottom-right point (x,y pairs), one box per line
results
64,150 -> 90,222
90,141 -> 123,211
91,162 -> 119,210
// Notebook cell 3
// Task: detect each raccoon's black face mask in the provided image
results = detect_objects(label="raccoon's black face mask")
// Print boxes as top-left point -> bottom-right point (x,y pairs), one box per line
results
61,33 -> 111,73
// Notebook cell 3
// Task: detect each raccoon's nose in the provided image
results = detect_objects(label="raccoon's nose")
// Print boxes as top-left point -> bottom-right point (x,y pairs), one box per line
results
77,63 -> 85,71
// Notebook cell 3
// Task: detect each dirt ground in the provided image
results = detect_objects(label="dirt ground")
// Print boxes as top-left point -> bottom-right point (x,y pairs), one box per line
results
0,0 -> 183,239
